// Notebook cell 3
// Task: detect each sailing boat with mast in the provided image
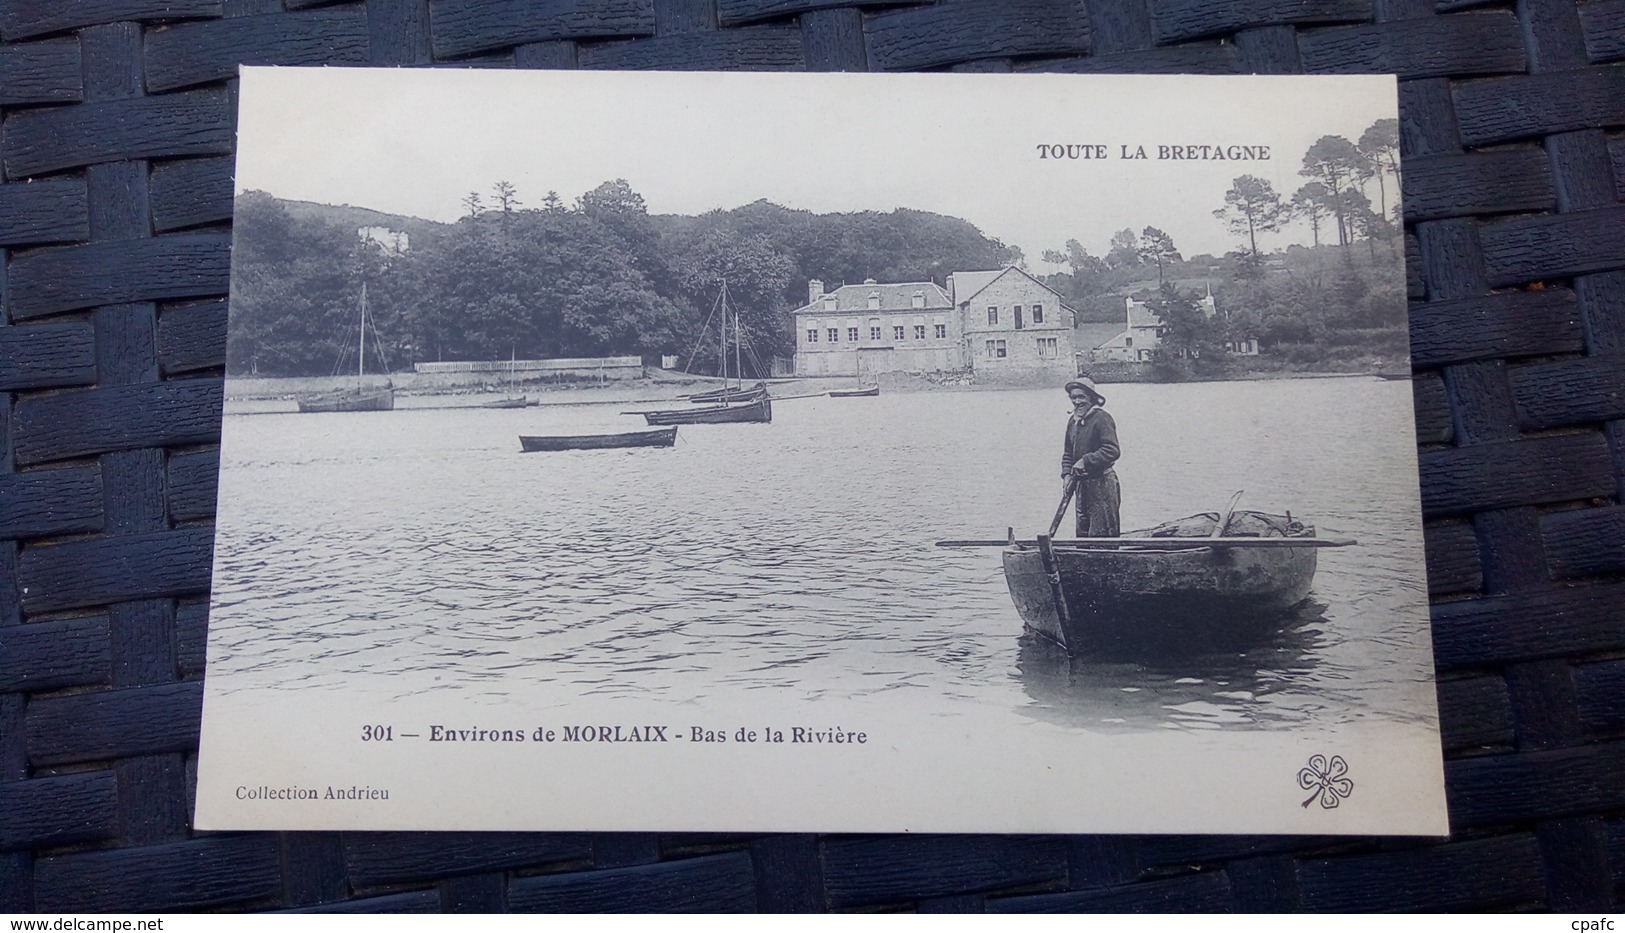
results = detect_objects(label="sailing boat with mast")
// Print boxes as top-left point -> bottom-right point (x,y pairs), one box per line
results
634,281 -> 771,426
297,282 -> 394,413
481,348 -> 527,408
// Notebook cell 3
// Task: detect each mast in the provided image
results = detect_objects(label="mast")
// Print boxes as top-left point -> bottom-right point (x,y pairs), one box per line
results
718,279 -> 728,391
733,284 -> 743,394
358,281 -> 367,381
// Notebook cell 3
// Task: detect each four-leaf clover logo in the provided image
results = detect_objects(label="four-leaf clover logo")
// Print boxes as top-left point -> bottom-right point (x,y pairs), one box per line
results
1298,754 -> 1353,809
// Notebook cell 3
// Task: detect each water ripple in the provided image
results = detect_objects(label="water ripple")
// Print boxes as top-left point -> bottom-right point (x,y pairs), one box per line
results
209,381 -> 1437,732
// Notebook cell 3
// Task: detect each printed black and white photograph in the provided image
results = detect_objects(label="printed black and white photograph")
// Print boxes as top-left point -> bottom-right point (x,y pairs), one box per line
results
194,68 -> 1446,834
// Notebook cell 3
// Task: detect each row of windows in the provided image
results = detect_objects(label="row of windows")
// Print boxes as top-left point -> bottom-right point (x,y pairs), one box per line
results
987,304 -> 1045,328
985,337 -> 1060,359
807,323 -> 948,343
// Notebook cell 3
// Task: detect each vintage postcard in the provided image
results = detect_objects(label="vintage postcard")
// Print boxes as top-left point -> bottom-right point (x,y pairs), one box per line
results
194,68 -> 1446,834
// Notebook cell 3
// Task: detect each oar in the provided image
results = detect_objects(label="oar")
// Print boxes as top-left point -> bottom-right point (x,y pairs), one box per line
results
1036,532 -> 1073,634
1047,475 -> 1078,537
1212,489 -> 1244,538
937,535 -> 1357,548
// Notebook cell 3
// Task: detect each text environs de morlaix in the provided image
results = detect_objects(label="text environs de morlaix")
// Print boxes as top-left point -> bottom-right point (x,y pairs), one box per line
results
428,725 -> 868,745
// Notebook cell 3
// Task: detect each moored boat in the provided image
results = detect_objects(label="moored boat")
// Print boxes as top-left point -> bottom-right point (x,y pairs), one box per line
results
1000,510 -> 1342,654
641,394 -> 771,425
828,385 -> 879,398
296,281 -> 395,413
687,382 -> 767,404
481,349 -> 527,407
297,385 -> 394,413
480,396 -> 528,409
519,427 -> 678,452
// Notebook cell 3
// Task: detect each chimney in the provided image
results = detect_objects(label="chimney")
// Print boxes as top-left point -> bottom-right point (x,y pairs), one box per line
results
809,279 -> 824,304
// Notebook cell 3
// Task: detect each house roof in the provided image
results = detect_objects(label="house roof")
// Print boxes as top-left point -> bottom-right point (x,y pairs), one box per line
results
1126,300 -> 1162,329
792,280 -> 953,316
949,266 -> 1069,309
947,270 -> 1004,305
1096,329 -> 1133,349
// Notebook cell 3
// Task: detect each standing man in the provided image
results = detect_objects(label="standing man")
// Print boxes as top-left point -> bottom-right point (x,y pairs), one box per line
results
1061,378 -> 1121,537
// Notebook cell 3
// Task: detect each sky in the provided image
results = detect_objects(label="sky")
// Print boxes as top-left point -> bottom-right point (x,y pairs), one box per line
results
236,68 -> 1399,270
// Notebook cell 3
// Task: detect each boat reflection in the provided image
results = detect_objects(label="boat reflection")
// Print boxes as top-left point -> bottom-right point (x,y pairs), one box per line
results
1011,600 -> 1331,732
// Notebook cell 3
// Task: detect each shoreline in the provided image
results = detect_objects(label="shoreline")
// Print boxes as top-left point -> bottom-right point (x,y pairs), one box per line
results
223,368 -> 1405,411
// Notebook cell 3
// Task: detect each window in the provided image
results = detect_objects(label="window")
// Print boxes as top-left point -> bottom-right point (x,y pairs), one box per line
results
986,339 -> 1006,358
867,292 -> 881,310
1014,305 -> 1024,330
913,325 -> 926,339
1037,337 -> 1058,359
1125,336 -> 1133,347
828,328 -> 840,342
847,327 -> 859,342
870,326 -> 882,340
987,307 -> 999,325
893,325 -> 906,340
1032,304 -> 1044,324
934,323 -> 947,339
806,328 -> 819,343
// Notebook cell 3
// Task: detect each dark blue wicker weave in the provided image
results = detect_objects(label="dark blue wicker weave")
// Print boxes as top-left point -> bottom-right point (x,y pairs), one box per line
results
2,0 -> 1622,913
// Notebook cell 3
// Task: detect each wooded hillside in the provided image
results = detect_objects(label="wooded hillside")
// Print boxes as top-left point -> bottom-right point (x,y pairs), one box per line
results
226,185 -> 1017,377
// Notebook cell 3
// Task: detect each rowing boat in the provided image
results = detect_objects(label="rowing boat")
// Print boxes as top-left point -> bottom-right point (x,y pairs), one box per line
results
519,427 -> 678,452
1000,510 -> 1335,654
828,385 -> 879,398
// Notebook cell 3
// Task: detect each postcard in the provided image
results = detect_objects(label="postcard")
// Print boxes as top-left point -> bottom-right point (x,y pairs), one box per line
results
193,68 -> 1445,834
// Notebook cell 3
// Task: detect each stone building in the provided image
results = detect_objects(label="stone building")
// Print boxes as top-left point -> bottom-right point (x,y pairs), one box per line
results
1089,287 -> 1257,362
791,267 -> 1075,378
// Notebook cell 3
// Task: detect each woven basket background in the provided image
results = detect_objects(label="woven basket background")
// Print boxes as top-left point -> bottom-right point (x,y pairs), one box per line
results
2,0 -> 1623,913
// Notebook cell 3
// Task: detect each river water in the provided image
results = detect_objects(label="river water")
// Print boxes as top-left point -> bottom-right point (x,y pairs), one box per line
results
206,377 -> 1437,734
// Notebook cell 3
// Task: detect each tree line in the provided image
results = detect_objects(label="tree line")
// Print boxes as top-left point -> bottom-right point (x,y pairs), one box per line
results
227,184 -> 1017,377
1042,118 -> 1406,371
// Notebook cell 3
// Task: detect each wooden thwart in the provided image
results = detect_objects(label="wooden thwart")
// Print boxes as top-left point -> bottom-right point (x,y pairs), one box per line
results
936,536 -> 1357,549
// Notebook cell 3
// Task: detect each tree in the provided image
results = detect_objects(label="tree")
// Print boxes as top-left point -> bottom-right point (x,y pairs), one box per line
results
575,178 -> 673,296
1046,238 -> 1109,298
1299,135 -> 1364,247
1137,226 -> 1182,284
1147,281 -> 1212,359
1213,175 -> 1287,261
460,191 -> 484,219
541,190 -> 564,213
1291,182 -> 1334,247
227,192 -> 394,376
1106,228 -> 1141,270
1357,118 -> 1401,222
1339,187 -> 1386,257
491,180 -> 520,215
576,178 -> 647,218
671,229 -> 796,375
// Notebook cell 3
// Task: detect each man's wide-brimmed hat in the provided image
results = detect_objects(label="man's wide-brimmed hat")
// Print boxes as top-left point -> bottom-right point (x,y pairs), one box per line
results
1065,378 -> 1105,406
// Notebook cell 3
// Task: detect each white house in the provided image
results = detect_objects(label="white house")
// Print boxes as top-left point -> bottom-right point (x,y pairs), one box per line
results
358,226 -> 410,254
